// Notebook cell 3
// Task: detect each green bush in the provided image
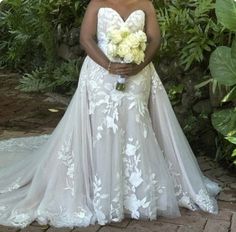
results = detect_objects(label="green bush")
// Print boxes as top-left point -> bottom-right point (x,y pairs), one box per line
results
0,0 -> 55,68
0,0 -> 89,69
156,0 -> 225,71
16,59 -> 83,94
209,0 -> 236,166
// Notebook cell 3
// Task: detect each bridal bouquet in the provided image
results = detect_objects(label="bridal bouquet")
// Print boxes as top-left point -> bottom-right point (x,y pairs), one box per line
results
107,26 -> 147,91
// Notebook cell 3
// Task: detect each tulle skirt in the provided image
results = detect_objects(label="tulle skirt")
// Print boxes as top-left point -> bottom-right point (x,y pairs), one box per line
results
0,56 -> 221,228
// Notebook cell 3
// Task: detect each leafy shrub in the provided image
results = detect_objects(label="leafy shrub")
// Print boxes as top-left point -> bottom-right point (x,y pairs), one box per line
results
156,0 -> 225,70
209,0 -> 236,166
0,0 -> 89,69
16,58 -> 83,94
0,0 -> 55,68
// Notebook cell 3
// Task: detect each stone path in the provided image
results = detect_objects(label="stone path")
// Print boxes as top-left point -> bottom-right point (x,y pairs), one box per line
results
0,73 -> 236,232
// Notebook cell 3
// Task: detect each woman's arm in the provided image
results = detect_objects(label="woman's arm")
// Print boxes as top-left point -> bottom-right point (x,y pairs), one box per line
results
80,1 -> 134,76
125,1 -> 161,76
79,2 -> 110,69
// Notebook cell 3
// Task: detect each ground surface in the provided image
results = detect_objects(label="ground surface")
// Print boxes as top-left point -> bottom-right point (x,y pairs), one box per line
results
0,73 -> 236,232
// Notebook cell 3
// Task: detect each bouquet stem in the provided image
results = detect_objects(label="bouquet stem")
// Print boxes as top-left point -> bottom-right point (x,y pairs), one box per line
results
116,75 -> 126,91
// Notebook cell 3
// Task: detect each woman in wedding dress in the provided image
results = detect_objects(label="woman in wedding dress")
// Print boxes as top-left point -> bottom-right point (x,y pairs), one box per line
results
0,0 -> 221,229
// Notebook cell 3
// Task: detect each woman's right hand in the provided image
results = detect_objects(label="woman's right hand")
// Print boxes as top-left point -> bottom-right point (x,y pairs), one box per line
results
108,62 -> 134,76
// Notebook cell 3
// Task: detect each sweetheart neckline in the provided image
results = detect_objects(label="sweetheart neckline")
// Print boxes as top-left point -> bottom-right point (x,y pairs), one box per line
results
98,7 -> 145,23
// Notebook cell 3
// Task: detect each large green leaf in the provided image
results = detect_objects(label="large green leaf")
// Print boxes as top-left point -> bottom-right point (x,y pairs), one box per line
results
216,0 -> 236,31
232,38 -> 236,60
222,85 -> 236,102
232,148 -> 236,157
226,136 -> 236,144
211,107 -> 236,136
209,46 -> 236,86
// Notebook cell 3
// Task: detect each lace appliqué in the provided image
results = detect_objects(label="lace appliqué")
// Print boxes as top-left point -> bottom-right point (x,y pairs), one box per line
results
0,206 -> 7,217
123,137 -> 151,218
167,161 -> 218,213
195,189 -> 218,214
0,134 -> 50,152
36,206 -> 93,228
109,172 -> 124,222
93,175 -> 109,225
0,177 -> 21,194
7,211 -> 32,227
144,173 -> 166,219
151,75 -> 164,96
57,134 -> 75,196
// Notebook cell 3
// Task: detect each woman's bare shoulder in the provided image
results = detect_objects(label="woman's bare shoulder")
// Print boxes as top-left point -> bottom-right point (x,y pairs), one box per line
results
138,0 -> 156,14
86,0 -> 106,12
88,0 -> 107,8
139,0 -> 155,8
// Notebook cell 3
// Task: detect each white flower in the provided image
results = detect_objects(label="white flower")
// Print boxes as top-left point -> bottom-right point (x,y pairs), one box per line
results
126,34 -> 140,48
67,163 -> 74,178
129,171 -> 143,187
106,27 -> 147,65
136,30 -> 147,43
74,208 -> 86,219
140,42 -> 146,51
107,29 -> 123,44
124,194 -> 140,217
117,41 -> 131,57
124,53 -> 134,63
107,43 -> 117,57
132,48 -> 145,64
106,116 -> 118,133
119,26 -> 131,37
96,210 -> 107,225
125,143 -> 137,156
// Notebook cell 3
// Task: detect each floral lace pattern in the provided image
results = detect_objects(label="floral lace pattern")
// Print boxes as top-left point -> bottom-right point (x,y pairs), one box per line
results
57,133 -> 75,196
123,138 -> 152,218
0,177 -> 21,194
0,134 -> 50,152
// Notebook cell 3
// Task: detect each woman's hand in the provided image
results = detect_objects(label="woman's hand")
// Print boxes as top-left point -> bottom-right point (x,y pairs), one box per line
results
109,62 -> 144,77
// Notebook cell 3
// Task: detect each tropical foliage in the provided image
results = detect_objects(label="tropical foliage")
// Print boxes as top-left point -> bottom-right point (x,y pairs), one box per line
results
0,0 -> 88,69
209,0 -> 236,165
157,0 -> 223,71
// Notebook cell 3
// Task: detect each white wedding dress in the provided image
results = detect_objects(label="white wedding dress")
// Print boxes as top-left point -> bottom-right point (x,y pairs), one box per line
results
0,7 -> 221,229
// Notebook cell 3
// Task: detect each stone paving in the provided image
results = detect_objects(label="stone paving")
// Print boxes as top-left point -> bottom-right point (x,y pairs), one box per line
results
0,72 -> 236,232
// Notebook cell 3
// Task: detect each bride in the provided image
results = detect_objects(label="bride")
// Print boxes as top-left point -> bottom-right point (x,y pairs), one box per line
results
0,0 -> 221,229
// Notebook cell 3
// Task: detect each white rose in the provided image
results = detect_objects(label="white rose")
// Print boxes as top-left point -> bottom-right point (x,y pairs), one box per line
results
124,53 -> 134,63
132,49 -> 144,65
140,42 -> 146,51
125,143 -> 137,156
117,42 -> 131,57
108,29 -> 123,44
129,171 -> 143,187
124,194 -> 139,213
120,26 -> 131,38
107,43 -> 117,57
126,34 -> 140,48
136,30 -> 147,43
